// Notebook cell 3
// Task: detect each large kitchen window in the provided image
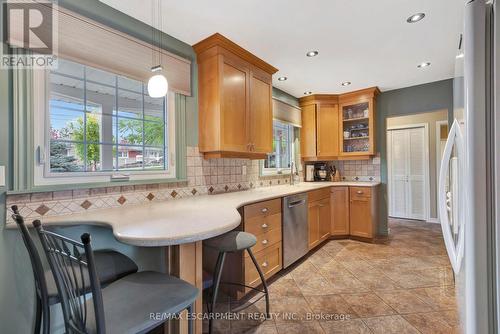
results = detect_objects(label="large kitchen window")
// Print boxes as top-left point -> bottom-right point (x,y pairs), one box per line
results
263,120 -> 295,174
34,59 -> 176,185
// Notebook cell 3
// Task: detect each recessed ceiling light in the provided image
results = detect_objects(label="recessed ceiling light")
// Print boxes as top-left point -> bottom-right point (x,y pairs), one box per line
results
304,91 -> 312,95
407,13 -> 425,23
306,51 -> 319,57
417,62 -> 431,68
341,81 -> 351,86
277,76 -> 287,81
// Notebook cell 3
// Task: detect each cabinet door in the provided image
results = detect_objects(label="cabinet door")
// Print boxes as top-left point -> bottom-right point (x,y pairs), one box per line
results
301,104 -> 317,159
317,104 -> 339,158
318,197 -> 331,241
249,71 -> 273,154
331,187 -> 350,235
308,202 -> 320,249
349,197 -> 372,238
221,60 -> 250,152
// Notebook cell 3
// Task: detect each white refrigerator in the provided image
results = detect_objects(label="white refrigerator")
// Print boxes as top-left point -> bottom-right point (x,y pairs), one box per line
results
438,0 -> 499,333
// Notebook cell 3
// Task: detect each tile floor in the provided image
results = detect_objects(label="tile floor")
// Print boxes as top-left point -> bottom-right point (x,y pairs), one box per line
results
207,218 -> 460,334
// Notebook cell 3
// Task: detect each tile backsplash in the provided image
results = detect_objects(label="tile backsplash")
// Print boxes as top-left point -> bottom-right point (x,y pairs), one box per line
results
5,146 -> 293,224
5,147 -> 379,224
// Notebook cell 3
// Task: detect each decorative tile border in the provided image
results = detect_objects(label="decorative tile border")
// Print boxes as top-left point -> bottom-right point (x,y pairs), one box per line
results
5,146 -> 293,225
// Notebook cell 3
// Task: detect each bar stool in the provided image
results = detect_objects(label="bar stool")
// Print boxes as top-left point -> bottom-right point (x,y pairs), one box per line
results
33,219 -> 199,334
204,231 -> 270,334
11,206 -> 139,334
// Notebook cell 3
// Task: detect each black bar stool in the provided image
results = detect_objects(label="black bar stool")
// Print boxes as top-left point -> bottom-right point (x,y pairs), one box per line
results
11,206 -> 139,334
33,219 -> 199,334
204,231 -> 270,334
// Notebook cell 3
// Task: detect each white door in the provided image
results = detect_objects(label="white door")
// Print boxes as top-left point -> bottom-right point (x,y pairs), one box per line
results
388,126 -> 428,220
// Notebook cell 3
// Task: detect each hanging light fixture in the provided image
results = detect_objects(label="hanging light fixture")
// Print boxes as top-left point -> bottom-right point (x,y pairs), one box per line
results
148,0 -> 168,98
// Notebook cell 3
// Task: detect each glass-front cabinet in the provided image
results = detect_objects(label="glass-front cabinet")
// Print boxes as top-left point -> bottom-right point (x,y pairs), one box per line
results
338,88 -> 379,157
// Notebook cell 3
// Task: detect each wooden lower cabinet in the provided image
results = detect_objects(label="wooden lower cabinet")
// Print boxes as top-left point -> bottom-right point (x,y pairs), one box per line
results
330,187 -> 350,236
349,186 -> 378,239
244,241 -> 282,287
203,198 -> 283,300
308,189 -> 331,249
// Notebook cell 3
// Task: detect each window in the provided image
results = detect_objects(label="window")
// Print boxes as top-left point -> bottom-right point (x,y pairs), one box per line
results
263,120 -> 295,174
33,59 -> 176,185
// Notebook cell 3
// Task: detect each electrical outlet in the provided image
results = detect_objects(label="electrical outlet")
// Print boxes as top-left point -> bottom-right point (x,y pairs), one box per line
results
242,165 -> 247,176
0,166 -> 5,187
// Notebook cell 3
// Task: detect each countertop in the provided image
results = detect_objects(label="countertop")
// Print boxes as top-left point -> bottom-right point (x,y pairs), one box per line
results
23,181 -> 380,247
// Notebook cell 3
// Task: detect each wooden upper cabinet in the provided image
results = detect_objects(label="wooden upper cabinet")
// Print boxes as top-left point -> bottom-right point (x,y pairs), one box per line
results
338,87 -> 380,158
249,70 -> 273,154
299,88 -> 379,161
299,95 -> 339,161
317,104 -> 339,159
193,33 -> 278,159
221,60 -> 249,153
300,104 -> 317,159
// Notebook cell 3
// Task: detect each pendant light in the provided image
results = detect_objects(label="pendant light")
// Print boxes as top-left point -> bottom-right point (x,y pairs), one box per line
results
147,0 -> 168,98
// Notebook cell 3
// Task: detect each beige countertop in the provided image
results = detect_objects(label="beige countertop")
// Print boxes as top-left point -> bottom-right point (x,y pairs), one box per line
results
35,181 -> 379,247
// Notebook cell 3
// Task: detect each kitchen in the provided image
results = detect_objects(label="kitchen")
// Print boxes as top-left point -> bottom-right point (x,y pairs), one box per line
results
0,0 -> 498,334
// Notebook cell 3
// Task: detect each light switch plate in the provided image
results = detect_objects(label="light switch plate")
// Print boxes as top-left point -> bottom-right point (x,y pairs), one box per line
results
241,165 -> 247,176
0,166 -> 5,187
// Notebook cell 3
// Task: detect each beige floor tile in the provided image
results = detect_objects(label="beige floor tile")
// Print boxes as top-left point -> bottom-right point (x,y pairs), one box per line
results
341,293 -> 396,317
362,315 -> 420,334
412,286 -> 458,310
304,295 -> 357,319
320,318 -> 371,333
295,275 -> 338,296
275,321 -> 325,334
403,312 -> 460,334
375,289 -> 436,314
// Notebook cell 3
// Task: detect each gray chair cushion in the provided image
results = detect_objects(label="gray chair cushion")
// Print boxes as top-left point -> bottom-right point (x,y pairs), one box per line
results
204,231 -> 257,252
86,271 -> 199,334
45,250 -> 138,303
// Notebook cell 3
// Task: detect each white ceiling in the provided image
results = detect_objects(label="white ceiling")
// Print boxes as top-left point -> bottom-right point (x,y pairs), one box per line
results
100,0 -> 464,97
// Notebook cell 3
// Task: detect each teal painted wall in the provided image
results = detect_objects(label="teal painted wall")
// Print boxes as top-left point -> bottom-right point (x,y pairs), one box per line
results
376,79 -> 453,234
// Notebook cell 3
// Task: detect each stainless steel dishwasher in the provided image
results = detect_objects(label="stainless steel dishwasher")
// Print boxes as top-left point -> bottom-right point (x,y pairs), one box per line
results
282,193 -> 308,268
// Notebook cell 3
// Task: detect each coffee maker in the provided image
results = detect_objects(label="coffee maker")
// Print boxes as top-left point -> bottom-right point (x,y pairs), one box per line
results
314,162 -> 330,181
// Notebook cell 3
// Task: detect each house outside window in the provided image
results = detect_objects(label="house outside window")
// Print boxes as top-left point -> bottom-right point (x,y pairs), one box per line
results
263,120 -> 295,175
33,58 -> 176,185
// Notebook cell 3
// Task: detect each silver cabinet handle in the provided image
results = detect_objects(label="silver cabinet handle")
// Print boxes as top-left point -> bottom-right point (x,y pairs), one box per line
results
262,239 -> 268,245
356,190 -> 363,194
261,261 -> 268,268
261,223 -> 268,228
261,207 -> 268,213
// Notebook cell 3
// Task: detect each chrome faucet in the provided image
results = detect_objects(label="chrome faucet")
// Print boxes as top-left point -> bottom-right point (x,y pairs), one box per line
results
290,161 -> 295,185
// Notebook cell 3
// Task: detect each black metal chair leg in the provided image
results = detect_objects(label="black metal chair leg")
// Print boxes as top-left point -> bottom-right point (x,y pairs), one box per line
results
209,251 -> 226,334
34,295 -> 42,334
187,303 -> 194,334
41,298 -> 50,334
247,248 -> 270,318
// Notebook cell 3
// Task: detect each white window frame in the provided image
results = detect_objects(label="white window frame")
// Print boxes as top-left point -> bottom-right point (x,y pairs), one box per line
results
32,64 -> 176,187
261,120 -> 295,176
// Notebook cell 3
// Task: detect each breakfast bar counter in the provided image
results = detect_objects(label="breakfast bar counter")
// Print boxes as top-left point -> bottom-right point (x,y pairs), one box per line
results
29,181 -> 380,247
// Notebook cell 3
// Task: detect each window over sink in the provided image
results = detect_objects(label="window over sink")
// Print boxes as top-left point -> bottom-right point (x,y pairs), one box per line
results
262,120 -> 296,175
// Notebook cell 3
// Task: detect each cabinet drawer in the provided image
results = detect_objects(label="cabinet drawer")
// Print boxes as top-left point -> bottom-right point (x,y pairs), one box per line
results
244,198 -> 281,219
246,227 -> 282,256
307,188 -> 330,202
350,187 -> 371,200
245,213 -> 281,236
245,242 -> 282,286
